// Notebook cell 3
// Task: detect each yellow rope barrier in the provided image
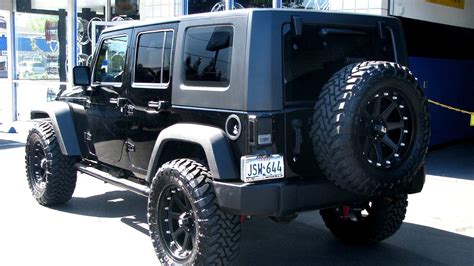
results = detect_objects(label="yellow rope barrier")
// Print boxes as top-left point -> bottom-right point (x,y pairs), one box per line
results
428,99 -> 474,126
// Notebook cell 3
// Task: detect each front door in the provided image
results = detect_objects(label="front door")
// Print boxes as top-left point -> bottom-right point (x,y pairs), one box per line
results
86,32 -> 130,167
126,25 -> 177,176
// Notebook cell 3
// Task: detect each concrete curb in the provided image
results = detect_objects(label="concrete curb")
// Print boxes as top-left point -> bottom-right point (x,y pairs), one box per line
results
0,121 -> 35,134
0,122 -> 17,133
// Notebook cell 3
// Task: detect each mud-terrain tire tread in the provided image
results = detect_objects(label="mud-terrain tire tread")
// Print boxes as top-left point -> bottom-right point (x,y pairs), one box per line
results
148,159 -> 241,265
310,61 -> 431,196
25,121 -> 78,205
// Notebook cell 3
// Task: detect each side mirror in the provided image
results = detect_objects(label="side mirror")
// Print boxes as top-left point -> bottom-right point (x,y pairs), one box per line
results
73,66 -> 91,86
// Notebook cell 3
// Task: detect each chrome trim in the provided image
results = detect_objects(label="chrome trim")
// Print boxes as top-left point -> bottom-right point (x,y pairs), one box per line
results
131,83 -> 168,89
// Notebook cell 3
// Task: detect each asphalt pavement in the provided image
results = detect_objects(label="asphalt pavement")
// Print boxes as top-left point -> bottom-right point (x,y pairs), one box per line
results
0,128 -> 472,266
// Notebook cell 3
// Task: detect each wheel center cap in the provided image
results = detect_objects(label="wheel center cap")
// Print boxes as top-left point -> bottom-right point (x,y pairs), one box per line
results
374,124 -> 387,134
370,119 -> 387,138
178,212 -> 192,230
40,158 -> 48,169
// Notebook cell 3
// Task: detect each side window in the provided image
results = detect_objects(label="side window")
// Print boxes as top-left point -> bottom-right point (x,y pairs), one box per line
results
183,26 -> 233,87
134,30 -> 174,85
93,35 -> 128,83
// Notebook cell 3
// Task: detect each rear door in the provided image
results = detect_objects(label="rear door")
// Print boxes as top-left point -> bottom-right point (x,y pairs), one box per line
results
125,24 -> 177,176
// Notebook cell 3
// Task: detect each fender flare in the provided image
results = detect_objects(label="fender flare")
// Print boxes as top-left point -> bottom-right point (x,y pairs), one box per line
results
31,101 -> 81,156
146,123 -> 238,183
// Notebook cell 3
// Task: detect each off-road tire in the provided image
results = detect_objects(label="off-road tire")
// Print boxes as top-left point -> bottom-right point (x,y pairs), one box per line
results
148,159 -> 241,265
25,121 -> 78,205
320,194 -> 408,243
311,61 -> 430,196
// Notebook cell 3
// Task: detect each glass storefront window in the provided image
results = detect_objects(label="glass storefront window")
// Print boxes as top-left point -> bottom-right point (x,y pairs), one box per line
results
14,13 -> 60,80
240,0 -> 272,8
189,0 -> 222,14
283,0 -> 330,9
0,12 -> 8,79
76,0 -> 139,67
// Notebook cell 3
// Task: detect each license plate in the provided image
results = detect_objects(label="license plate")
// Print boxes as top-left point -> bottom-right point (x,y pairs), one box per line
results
240,155 -> 284,182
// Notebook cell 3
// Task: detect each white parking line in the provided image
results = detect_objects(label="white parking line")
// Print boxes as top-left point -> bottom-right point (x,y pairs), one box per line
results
0,143 -> 25,147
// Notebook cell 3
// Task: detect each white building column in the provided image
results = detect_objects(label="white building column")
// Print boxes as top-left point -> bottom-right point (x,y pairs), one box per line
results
0,1 -> 15,125
67,0 -> 78,89
225,0 -> 234,10
273,0 -> 282,8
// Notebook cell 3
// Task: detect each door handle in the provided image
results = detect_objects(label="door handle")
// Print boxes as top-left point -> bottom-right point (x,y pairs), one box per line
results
109,97 -> 127,107
148,101 -> 170,111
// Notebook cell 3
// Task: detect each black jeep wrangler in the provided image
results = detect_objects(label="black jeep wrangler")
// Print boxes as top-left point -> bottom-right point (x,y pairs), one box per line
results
26,9 -> 430,265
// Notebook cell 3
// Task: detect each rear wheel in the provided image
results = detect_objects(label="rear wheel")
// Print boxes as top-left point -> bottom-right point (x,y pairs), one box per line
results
148,159 -> 241,265
25,121 -> 78,205
320,194 -> 408,244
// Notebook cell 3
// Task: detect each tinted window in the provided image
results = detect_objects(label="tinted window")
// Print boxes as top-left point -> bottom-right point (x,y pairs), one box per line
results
93,35 -> 128,83
135,32 -> 164,83
135,30 -> 173,84
283,24 -> 394,103
183,26 -> 233,87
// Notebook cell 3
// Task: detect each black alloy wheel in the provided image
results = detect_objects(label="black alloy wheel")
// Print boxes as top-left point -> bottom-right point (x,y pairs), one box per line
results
356,89 -> 414,169
148,159 -> 241,265
29,141 -> 48,191
158,185 -> 196,261
25,121 -> 78,205
311,61 -> 431,196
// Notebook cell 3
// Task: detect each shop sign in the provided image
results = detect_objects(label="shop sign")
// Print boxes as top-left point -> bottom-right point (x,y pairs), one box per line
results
426,0 -> 465,9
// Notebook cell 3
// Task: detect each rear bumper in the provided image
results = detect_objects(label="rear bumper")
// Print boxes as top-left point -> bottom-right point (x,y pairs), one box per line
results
213,178 -> 366,217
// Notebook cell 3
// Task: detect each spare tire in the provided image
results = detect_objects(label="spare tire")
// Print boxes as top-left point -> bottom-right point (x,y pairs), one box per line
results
311,61 -> 430,196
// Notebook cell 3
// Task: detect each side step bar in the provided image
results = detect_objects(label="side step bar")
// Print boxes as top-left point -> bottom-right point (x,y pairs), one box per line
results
76,163 -> 150,197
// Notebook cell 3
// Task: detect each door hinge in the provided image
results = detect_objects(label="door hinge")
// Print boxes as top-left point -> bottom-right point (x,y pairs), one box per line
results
125,105 -> 134,116
84,131 -> 92,141
121,104 -> 134,116
126,141 -> 135,152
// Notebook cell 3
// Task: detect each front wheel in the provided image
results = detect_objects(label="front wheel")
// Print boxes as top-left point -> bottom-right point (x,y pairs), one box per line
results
320,194 -> 408,244
25,121 -> 78,205
148,159 -> 241,265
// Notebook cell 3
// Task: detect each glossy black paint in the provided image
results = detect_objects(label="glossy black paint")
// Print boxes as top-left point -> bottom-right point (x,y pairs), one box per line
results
126,23 -> 177,174
56,10 -> 414,185
86,29 -> 132,168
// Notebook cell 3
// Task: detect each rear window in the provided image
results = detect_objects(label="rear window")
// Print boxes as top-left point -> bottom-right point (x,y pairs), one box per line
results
134,30 -> 173,85
183,25 -> 233,87
283,24 -> 395,103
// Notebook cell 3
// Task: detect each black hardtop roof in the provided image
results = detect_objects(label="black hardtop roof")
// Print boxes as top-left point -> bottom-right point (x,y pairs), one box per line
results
102,8 -> 392,33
